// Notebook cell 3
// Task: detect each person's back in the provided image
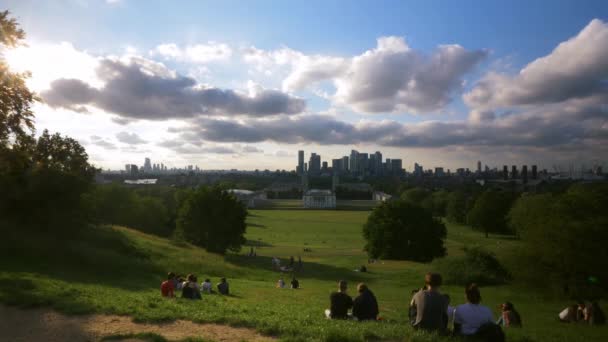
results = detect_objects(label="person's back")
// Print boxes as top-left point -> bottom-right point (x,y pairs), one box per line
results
455,303 -> 494,334
411,273 -> 447,332
161,272 -> 175,298
291,278 -> 299,289
454,284 -> 494,335
201,279 -> 212,294
412,290 -> 448,330
352,284 -> 379,321
217,278 -> 229,295
330,292 -> 353,319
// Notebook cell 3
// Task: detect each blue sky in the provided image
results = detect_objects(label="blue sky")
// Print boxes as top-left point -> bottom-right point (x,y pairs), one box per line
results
4,0 -> 608,171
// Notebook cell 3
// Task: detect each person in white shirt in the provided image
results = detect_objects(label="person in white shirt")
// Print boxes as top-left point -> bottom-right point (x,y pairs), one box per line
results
454,283 -> 494,335
201,278 -> 213,293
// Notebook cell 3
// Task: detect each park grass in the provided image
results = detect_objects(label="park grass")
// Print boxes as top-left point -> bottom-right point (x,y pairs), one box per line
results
1,210 -> 607,341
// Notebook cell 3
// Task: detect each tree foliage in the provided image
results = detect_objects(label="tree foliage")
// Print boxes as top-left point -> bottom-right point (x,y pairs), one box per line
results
509,184 -> 608,297
433,247 -> 511,286
363,200 -> 446,261
0,10 -> 36,145
86,184 -> 171,236
1,130 -> 96,232
176,186 -> 248,254
467,190 -> 518,237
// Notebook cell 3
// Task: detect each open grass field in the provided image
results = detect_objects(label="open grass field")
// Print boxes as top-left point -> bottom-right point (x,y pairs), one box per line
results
1,210 -> 607,341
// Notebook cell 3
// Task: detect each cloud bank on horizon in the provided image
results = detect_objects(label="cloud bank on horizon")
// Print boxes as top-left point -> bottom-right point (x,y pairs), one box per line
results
6,15 -> 608,169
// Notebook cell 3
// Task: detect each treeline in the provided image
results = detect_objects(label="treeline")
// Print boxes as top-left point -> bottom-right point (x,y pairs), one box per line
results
398,184 -> 608,297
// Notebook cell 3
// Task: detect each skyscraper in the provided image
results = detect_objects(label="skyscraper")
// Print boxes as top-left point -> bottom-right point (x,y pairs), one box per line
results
309,153 -> 321,173
503,165 -> 508,180
531,165 -> 538,179
522,165 -> 528,183
341,156 -> 349,172
349,150 -> 359,174
144,158 -> 152,173
477,160 -> 482,173
511,165 -> 518,179
298,150 -> 304,174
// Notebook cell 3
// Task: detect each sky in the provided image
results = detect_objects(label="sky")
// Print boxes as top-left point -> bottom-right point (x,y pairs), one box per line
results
3,0 -> 608,171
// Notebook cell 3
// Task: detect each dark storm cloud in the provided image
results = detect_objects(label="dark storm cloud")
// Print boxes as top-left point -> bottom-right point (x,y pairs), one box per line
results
42,57 -> 306,120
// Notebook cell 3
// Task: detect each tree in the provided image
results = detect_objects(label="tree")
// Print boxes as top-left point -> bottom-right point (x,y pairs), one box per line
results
176,186 -> 248,254
467,190 -> 517,237
363,200 -> 446,262
446,191 -> 467,224
1,130 -> 96,232
0,11 -> 36,146
509,184 -> 608,297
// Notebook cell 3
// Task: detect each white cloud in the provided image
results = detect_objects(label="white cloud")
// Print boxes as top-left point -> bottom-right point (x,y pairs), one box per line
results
465,19 -> 608,110
151,42 -> 233,63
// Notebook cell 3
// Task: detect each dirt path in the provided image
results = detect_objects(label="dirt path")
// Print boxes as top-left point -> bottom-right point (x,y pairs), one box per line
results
0,305 -> 275,342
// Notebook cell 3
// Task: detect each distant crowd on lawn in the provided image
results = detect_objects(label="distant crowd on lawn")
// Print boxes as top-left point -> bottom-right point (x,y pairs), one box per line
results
161,273 -> 230,299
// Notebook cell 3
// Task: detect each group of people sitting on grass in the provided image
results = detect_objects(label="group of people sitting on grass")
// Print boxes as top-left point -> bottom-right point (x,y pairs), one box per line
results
276,277 -> 300,289
160,272 -> 230,299
325,273 -> 518,340
558,300 -> 606,325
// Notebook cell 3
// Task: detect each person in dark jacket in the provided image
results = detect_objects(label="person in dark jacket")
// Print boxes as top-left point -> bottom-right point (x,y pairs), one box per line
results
352,283 -> 379,321
325,280 -> 353,319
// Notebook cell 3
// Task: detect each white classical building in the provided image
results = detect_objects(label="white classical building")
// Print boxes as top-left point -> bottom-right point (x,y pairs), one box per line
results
227,189 -> 266,208
303,189 -> 336,209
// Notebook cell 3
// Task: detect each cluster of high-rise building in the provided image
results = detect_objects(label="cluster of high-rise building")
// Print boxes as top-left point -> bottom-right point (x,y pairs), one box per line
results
124,158 -> 200,176
297,150 -> 404,176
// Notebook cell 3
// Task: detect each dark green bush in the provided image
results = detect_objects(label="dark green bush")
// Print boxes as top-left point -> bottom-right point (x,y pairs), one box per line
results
432,247 -> 511,286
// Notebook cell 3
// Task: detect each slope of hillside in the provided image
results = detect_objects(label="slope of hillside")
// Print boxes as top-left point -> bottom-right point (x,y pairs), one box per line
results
1,210 -> 606,341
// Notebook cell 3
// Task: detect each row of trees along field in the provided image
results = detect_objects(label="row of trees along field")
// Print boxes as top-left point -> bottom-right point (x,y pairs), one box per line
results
363,183 -> 608,298
0,11 -> 248,254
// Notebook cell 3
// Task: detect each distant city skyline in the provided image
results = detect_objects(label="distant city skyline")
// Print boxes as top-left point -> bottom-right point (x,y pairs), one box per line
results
4,1 -> 608,171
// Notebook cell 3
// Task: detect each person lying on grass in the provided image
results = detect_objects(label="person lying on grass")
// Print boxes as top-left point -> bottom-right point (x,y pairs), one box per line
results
352,283 -> 379,321
161,272 -> 176,298
325,280 -> 353,319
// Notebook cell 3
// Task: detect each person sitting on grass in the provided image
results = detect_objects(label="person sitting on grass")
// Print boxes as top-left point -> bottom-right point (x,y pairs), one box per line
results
217,277 -> 230,295
277,278 -> 286,288
325,280 -> 353,319
161,272 -> 176,298
496,302 -> 522,327
453,283 -> 494,336
586,300 -> 606,325
558,304 -> 579,323
201,278 -> 213,294
174,275 -> 184,290
352,283 -> 379,321
182,274 -> 202,300
291,277 -> 300,289
410,273 -> 448,332
444,294 -> 455,330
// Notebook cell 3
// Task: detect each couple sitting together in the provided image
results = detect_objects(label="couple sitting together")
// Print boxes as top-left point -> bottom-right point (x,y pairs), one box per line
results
324,280 -> 379,321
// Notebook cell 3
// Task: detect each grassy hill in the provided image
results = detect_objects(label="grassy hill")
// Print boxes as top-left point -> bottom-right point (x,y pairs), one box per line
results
1,210 -> 606,341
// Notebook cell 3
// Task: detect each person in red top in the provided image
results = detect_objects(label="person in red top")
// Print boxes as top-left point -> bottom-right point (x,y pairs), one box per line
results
161,272 -> 176,297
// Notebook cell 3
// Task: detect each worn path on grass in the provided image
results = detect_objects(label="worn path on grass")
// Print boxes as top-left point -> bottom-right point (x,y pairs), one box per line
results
0,305 -> 275,342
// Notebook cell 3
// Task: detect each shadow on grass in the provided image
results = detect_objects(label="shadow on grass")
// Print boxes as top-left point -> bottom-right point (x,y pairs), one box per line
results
244,239 -> 273,247
247,223 -> 267,228
224,254 -> 367,282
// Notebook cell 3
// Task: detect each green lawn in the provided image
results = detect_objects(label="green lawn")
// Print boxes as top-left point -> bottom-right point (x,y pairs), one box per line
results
1,210 -> 606,341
